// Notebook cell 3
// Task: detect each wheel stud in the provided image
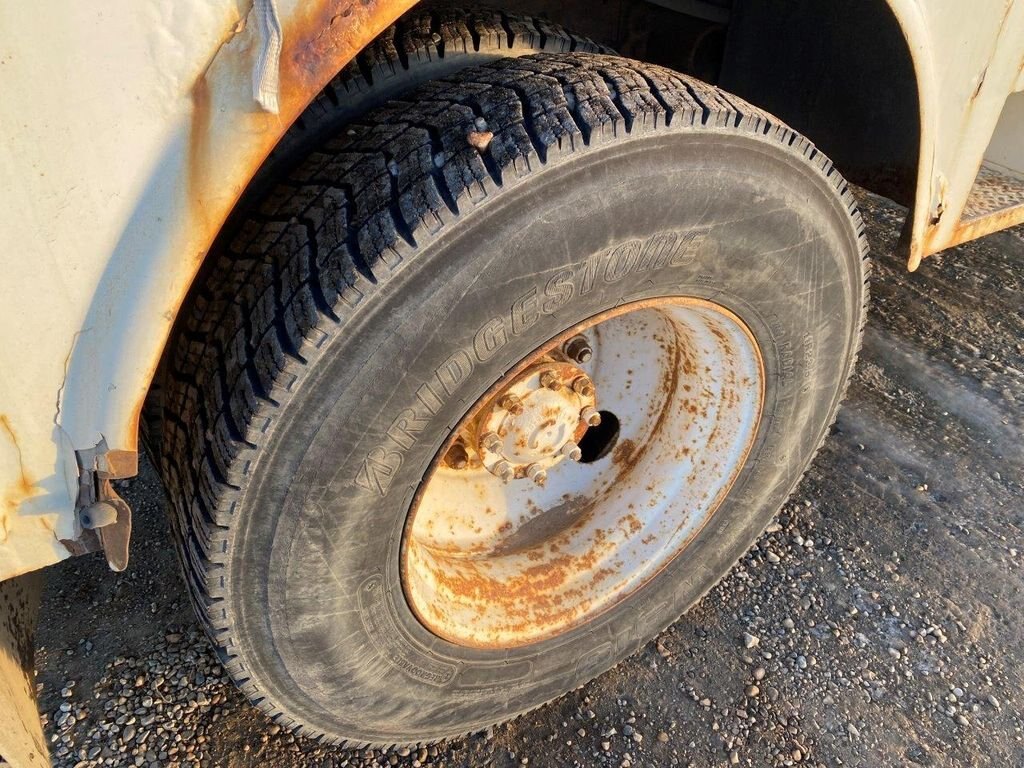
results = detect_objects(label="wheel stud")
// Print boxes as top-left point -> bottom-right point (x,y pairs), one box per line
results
498,393 -> 524,415
572,375 -> 595,398
526,463 -> 547,485
540,370 -> 561,390
563,335 -> 593,363
581,407 -> 601,427
560,441 -> 583,462
494,460 -> 514,482
481,432 -> 502,453
445,441 -> 469,470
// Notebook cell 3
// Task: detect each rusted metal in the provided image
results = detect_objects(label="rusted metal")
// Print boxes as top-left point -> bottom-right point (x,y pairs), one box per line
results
401,297 -> 765,649
943,163 -> 1024,249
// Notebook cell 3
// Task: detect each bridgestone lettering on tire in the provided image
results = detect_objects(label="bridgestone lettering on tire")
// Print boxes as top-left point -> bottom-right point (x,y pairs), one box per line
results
153,50 -> 869,746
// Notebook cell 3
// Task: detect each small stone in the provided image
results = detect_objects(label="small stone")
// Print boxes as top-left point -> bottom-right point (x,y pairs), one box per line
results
657,731 -> 669,743
753,667 -> 766,681
847,723 -> 860,739
956,714 -> 970,727
792,748 -> 803,762
466,131 -> 494,151
729,750 -> 740,764
742,632 -> 760,649
745,685 -> 760,698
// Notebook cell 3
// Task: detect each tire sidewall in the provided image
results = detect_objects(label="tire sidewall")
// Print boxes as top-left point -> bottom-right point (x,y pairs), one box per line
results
231,131 -> 863,741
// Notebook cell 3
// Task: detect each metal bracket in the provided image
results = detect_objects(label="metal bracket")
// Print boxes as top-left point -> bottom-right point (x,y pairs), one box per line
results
74,438 -> 134,572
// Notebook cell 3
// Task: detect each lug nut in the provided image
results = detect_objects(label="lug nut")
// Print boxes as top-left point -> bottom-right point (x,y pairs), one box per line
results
564,335 -> 593,364
481,432 -> 503,453
526,463 -> 547,485
498,393 -> 524,415
560,441 -> 583,462
539,370 -> 561,390
581,407 -> 601,427
494,460 -> 514,482
572,376 -> 595,398
445,442 -> 469,470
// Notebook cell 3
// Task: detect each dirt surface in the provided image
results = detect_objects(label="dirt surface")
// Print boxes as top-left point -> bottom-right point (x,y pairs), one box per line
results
28,192 -> 1024,767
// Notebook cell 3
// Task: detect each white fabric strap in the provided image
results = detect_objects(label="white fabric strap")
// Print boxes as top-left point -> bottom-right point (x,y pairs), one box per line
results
253,0 -> 282,113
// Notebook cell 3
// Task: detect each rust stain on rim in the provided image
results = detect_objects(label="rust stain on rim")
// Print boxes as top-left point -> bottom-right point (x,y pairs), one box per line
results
400,296 -> 766,649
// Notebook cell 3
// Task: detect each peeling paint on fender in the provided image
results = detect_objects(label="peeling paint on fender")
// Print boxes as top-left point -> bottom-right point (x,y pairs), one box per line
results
0,0 -> 415,580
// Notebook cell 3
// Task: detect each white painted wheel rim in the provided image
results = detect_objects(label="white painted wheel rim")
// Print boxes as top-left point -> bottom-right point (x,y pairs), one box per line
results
401,298 -> 765,648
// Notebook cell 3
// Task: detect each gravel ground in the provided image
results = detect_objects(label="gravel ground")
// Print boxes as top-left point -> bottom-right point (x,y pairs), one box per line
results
26,192 -> 1024,768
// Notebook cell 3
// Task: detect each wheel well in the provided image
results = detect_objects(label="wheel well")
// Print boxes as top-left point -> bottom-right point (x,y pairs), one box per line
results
718,0 -> 920,206
471,0 -> 921,206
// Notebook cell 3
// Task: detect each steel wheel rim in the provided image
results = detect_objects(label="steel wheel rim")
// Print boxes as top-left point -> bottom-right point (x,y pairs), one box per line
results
401,297 -> 765,649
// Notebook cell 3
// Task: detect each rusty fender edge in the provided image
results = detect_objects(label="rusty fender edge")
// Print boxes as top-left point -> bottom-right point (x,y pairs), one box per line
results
41,0 -> 418,576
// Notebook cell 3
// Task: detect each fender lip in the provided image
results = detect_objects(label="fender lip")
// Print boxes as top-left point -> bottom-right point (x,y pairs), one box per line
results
2,0 -> 418,582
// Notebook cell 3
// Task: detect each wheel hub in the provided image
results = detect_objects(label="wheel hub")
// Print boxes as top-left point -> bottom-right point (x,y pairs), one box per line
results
471,361 -> 597,483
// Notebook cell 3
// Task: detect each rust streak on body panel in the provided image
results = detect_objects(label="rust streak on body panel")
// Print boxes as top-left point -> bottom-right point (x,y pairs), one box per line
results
129,0 -> 418,474
0,416 -> 37,544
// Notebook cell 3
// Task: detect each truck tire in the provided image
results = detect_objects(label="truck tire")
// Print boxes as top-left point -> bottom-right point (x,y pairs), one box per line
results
154,53 -> 869,746
259,4 -> 609,188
